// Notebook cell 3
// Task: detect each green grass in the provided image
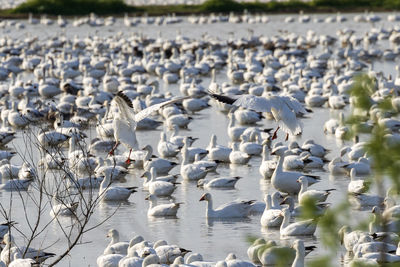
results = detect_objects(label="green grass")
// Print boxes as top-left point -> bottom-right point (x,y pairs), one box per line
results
4,0 -> 400,16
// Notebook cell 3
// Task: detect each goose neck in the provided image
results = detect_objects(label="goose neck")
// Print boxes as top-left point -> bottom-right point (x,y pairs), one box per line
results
280,211 -> 290,233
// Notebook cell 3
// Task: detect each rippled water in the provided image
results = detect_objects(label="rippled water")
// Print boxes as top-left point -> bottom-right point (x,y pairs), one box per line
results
0,13 -> 398,266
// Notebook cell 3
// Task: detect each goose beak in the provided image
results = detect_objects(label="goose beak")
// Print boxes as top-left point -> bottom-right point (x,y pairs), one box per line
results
145,196 -> 149,200
199,195 -> 206,201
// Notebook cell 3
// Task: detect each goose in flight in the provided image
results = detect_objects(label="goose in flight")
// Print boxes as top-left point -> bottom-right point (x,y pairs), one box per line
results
110,91 -> 190,163
208,90 -> 308,139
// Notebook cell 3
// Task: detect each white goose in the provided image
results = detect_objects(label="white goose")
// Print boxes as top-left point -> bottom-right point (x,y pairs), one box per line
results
157,132 -> 180,158
99,168 -> 137,201
103,229 -> 129,255
49,195 -> 78,217
229,143 -> 251,165
110,91 -> 189,162
348,168 -> 369,194
297,176 -> 334,205
260,194 -> 283,227
208,91 -> 307,138
271,146 -> 320,194
146,167 -> 177,197
239,135 -> 262,156
291,240 -> 305,267
199,193 -> 254,218
197,176 -> 241,189
259,144 -> 276,179
181,146 -> 211,181
0,233 -> 55,265
280,208 -> 317,236
207,134 -> 231,162
145,194 -> 182,217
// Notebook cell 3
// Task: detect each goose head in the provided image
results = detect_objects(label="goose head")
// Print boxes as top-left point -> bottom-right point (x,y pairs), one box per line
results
199,193 -> 211,202
296,176 -> 308,185
106,229 -> 119,240
270,145 -> 287,156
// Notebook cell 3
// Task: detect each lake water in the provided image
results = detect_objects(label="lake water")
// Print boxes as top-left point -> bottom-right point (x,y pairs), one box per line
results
0,12 -> 398,266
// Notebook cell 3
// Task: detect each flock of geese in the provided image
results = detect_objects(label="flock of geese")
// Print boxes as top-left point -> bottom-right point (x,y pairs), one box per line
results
0,10 -> 399,267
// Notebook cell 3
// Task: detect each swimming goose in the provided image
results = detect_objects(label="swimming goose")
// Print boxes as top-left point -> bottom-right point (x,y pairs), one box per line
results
145,194 -> 182,217
280,208 -> 317,236
155,243 -> 191,264
271,146 -> 320,194
103,229 -> 129,255
207,134 -> 231,162
110,91 -> 190,162
260,194 -> 283,227
352,236 -> 396,256
1,233 -> 55,265
239,135 -> 262,156
158,132 -> 180,158
208,90 -> 307,137
247,238 -> 266,264
229,143 -> 251,165
8,253 -> 36,267
144,156 -> 178,175
199,193 -> 254,218
225,253 -> 256,267
338,225 -> 369,252
181,146 -> 211,181
99,168 -> 137,201
297,176 -> 334,205
49,194 -> 78,217
146,167 -> 178,197
259,145 -> 276,179
280,196 -> 329,218
197,176 -> 241,189
169,125 -> 197,149
97,252 -> 124,267
348,168 -> 369,194
291,240 -> 306,267
193,153 -> 218,172
382,196 -> 400,219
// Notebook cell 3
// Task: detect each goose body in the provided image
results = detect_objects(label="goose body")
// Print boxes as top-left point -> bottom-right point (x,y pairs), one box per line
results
199,193 -> 253,218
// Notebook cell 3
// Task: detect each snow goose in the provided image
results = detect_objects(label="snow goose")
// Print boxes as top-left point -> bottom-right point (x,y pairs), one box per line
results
258,241 -> 296,266
0,178 -> 32,191
145,194 -> 182,217
348,168 -> 369,194
207,134 -> 231,162
208,91 -> 307,138
110,91 -> 189,162
158,132 -> 180,158
301,139 -> 330,158
353,236 -> 396,256
99,168 -> 137,201
227,112 -> 247,142
97,252 -> 124,267
344,157 -> 371,176
280,208 -> 317,236
259,144 -> 276,179
338,226 -> 369,252
144,156 -> 178,176
229,143 -> 251,165
169,125 -> 197,149
193,153 -> 218,172
260,194 -> 283,227
146,167 -> 177,197
247,238 -> 266,264
239,135 -> 262,156
233,107 -> 263,125
199,193 -> 254,218
141,171 -> 178,189
382,196 -> 400,219
349,193 -> 384,209
155,243 -> 191,264
8,253 -> 36,267
271,146 -> 320,194
357,252 -> 400,263
197,176 -> 241,189
225,253 -> 256,267
95,158 -> 128,181
297,176 -> 334,205
0,233 -> 55,265
182,98 -> 210,114
280,196 -> 329,218
182,138 -> 208,163
104,229 -> 129,255
49,195 -> 78,217
181,146 -> 211,181
291,240 -> 305,267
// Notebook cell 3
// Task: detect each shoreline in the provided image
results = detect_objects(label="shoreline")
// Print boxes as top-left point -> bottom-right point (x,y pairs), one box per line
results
1,0 -> 400,18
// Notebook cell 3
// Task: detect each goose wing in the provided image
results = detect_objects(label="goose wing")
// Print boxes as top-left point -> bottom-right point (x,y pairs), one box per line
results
134,96 -> 191,123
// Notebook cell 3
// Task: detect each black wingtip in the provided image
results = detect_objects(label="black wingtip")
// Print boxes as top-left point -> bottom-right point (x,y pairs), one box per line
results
116,91 -> 133,108
207,89 -> 237,105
